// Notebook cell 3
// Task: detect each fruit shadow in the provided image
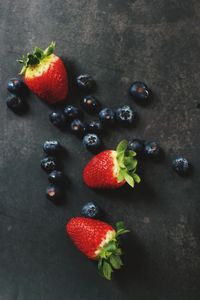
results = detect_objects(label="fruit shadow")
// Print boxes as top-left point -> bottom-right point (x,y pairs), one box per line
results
9,100 -> 30,116
92,180 -> 157,208
57,145 -> 68,160
142,147 -> 166,164
128,88 -> 154,107
175,164 -> 194,178
114,232 -> 148,286
93,160 -> 157,206
89,232 -> 147,285
61,56 -> 98,99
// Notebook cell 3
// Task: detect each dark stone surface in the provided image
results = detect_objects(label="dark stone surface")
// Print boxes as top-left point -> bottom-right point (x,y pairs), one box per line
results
0,1 -> 200,299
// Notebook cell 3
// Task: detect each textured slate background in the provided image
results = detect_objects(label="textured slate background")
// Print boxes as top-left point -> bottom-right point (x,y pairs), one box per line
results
0,0 -> 200,299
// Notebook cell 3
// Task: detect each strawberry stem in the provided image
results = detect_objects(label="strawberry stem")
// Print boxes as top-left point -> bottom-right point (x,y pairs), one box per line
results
116,140 -> 141,187
17,41 -> 56,75
97,221 -> 130,280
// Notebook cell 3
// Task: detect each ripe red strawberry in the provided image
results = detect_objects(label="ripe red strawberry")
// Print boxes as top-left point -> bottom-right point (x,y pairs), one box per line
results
66,217 -> 129,280
83,140 -> 141,189
18,42 -> 68,104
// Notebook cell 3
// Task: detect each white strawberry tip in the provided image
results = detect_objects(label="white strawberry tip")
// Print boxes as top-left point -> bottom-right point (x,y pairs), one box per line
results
115,139 -> 141,188
95,230 -> 116,256
97,221 -> 130,280
18,41 -> 56,75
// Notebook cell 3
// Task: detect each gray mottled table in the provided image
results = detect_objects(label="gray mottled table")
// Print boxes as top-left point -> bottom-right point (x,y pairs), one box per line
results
0,1 -> 200,299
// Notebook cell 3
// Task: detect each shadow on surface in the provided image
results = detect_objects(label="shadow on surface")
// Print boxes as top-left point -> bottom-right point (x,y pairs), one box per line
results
114,232 -> 148,287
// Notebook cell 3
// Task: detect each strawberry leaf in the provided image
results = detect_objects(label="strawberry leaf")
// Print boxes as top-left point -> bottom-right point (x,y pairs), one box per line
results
44,41 -> 56,56
115,248 -> 122,255
124,173 -> 134,187
115,140 -> 141,188
104,241 -> 117,252
117,169 -> 126,182
18,42 -> 56,75
127,150 -> 137,157
116,229 -> 130,236
124,157 -> 137,171
97,220 -> 129,280
116,221 -> 125,230
132,173 -> 141,183
116,140 -> 128,153
102,261 -> 113,280
98,258 -> 103,270
110,255 -> 123,269
33,47 -> 43,59
116,222 -> 130,237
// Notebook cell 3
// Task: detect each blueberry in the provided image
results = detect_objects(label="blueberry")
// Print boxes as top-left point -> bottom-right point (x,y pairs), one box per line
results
43,140 -> 62,155
76,74 -> 95,91
7,78 -> 27,96
40,157 -> 58,173
48,170 -> 65,184
6,95 -> 25,113
46,185 -> 64,203
128,139 -> 144,155
64,105 -> 81,123
81,202 -> 101,218
115,105 -> 135,126
144,141 -> 161,158
49,111 -> 66,129
70,119 -> 87,138
99,108 -> 115,125
81,95 -> 101,114
172,157 -> 190,175
87,120 -> 103,134
83,133 -> 101,151
130,81 -> 150,104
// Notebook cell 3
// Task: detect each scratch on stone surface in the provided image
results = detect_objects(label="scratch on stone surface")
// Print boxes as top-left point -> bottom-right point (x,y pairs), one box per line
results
81,0 -> 98,45
143,217 -> 150,224
120,76 -> 130,85
180,215 -> 187,224
111,13 -> 129,33
130,0 -> 151,17
168,222 -> 199,270
7,225 -> 12,231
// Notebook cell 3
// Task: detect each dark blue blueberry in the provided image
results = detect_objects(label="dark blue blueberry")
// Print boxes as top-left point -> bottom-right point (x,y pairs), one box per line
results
144,141 -> 161,158
130,81 -> 150,104
83,133 -> 101,151
46,185 -> 64,203
43,140 -> 62,155
48,170 -> 65,185
6,95 -> 25,113
81,95 -> 101,114
128,139 -> 144,155
7,78 -> 27,95
81,202 -> 101,218
63,105 -> 81,123
40,157 -> 58,173
172,157 -> 189,174
49,111 -> 66,129
115,105 -> 135,126
70,119 -> 87,138
99,108 -> 115,125
77,74 -> 95,91
87,120 -> 103,134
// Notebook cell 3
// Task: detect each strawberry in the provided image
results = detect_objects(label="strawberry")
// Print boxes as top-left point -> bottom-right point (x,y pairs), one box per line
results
18,42 -> 68,104
66,217 -> 129,280
83,140 -> 141,189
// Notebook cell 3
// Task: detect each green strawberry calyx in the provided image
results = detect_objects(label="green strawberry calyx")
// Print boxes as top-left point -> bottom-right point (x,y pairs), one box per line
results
17,41 -> 56,75
97,221 -> 130,280
116,139 -> 141,187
